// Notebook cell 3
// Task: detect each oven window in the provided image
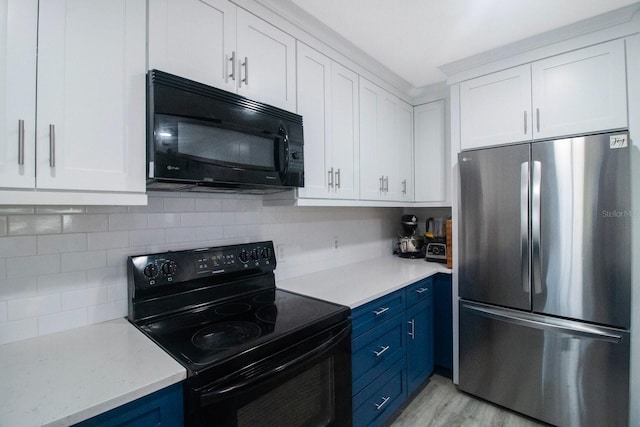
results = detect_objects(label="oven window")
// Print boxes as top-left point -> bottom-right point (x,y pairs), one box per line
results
177,122 -> 275,169
237,358 -> 335,427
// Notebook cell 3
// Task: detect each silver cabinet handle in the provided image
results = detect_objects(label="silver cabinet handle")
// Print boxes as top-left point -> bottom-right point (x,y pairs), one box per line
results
241,57 -> 249,86
373,345 -> 390,357
49,124 -> 56,168
523,110 -> 527,134
328,167 -> 334,188
373,306 -> 389,316
408,319 -> 415,339
335,168 -> 341,189
18,119 -> 25,165
384,176 -> 389,192
536,108 -> 540,132
375,396 -> 391,411
402,179 -> 407,194
379,176 -> 383,192
520,162 -> 530,293
415,287 -> 429,294
229,51 -> 236,81
532,161 -> 542,294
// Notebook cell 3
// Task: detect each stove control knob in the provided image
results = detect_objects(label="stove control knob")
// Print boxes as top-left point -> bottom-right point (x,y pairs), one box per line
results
143,263 -> 158,279
260,247 -> 271,259
250,249 -> 259,261
161,261 -> 176,275
239,250 -> 249,263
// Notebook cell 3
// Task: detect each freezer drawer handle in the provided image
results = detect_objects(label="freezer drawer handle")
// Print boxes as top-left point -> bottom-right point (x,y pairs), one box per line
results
464,304 -> 623,343
373,307 -> 390,316
374,396 -> 391,410
373,345 -> 390,357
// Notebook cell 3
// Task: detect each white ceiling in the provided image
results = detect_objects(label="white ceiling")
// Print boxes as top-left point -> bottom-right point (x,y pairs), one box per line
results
289,0 -> 637,87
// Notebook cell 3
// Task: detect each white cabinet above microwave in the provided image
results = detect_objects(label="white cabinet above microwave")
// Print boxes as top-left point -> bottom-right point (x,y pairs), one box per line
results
148,0 -> 296,112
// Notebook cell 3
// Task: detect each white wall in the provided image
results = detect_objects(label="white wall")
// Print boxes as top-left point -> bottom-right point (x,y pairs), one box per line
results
0,193 -> 400,345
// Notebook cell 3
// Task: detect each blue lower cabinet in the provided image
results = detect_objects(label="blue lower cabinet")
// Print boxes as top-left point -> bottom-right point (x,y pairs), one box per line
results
434,273 -> 453,372
74,383 -> 183,427
406,295 -> 434,395
353,358 -> 407,427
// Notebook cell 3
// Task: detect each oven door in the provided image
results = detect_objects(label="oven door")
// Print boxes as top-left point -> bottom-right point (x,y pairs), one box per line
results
186,321 -> 352,427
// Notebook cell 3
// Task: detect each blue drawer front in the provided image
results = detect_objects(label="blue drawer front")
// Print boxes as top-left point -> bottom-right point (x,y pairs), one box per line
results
353,357 -> 407,427
352,314 -> 406,393
406,277 -> 433,307
352,289 -> 405,337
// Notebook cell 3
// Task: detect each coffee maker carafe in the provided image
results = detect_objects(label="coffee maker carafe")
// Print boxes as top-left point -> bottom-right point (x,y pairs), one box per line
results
397,215 -> 424,258
425,217 -> 447,263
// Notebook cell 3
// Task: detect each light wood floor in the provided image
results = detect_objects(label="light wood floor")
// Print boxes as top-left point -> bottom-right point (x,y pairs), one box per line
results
389,374 -> 546,427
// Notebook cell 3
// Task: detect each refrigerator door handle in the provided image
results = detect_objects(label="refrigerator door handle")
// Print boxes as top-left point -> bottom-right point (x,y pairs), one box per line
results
531,161 -> 542,294
520,162 -> 529,293
463,303 -> 623,343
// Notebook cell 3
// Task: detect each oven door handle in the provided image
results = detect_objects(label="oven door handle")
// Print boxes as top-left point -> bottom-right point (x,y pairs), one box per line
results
199,323 -> 350,405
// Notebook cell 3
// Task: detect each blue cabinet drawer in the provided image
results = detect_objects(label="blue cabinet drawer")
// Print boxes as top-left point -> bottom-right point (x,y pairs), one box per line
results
352,289 -> 405,337
406,277 -> 433,307
352,314 -> 406,394
353,357 -> 407,427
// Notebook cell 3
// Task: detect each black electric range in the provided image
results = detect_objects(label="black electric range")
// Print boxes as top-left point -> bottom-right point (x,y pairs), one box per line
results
127,241 -> 353,427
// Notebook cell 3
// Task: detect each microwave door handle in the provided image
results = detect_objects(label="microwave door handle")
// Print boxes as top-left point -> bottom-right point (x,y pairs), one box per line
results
275,129 -> 289,174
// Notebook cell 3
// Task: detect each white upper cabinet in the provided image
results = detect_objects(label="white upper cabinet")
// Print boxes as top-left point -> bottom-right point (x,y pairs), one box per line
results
0,0 -> 37,189
359,77 -> 413,201
296,42 -> 359,200
148,0 -> 236,92
149,0 -> 296,112
460,65 -> 532,150
460,40 -> 627,150
531,40 -> 627,139
414,100 -> 447,203
36,0 -> 146,193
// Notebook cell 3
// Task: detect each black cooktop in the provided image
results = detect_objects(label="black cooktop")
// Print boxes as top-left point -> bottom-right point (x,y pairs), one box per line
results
139,288 -> 348,372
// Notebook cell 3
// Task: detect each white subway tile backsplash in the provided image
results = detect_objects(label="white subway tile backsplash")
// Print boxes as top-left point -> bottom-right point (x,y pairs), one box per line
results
0,318 -> 38,345
8,215 -> 62,235
164,197 -> 195,212
87,231 -> 129,250
38,308 -> 87,336
108,213 -> 149,231
61,250 -> 107,273
62,214 -> 109,233
62,287 -> 109,311
148,213 -> 181,229
0,277 -> 37,300
6,254 -> 60,278
37,271 -> 86,295
8,294 -> 62,321
0,194 -> 399,344
37,233 -> 87,255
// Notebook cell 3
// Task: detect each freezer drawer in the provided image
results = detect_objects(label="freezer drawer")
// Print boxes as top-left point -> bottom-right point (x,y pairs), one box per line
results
459,301 -> 629,427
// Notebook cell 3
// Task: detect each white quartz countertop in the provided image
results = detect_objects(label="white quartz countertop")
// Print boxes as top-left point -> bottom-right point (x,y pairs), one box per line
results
278,256 -> 451,308
0,318 -> 186,427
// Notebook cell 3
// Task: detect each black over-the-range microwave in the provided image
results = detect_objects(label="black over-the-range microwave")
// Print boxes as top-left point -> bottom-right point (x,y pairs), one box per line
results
146,70 -> 304,192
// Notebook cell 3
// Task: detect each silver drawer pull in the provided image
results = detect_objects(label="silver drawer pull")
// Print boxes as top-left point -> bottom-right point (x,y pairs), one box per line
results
415,287 -> 429,294
373,307 -> 389,316
375,396 -> 391,411
373,345 -> 390,357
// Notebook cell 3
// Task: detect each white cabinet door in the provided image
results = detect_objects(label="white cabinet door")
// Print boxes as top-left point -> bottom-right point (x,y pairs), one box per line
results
0,0 -> 37,189
359,77 -> 383,200
148,0 -> 236,92
296,42 -> 331,199
392,101 -> 414,201
414,100 -> 446,203
460,64 -> 532,150
36,0 -> 146,192
532,39 -> 627,139
330,62 -> 359,200
236,9 -> 296,112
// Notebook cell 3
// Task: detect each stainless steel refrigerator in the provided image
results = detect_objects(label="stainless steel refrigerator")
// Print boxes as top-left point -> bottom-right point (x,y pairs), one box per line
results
458,131 -> 631,427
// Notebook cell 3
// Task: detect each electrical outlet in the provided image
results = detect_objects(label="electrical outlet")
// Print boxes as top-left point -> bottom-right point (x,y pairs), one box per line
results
333,236 -> 339,250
